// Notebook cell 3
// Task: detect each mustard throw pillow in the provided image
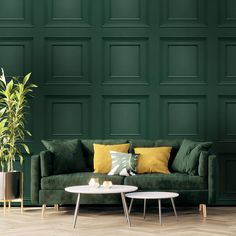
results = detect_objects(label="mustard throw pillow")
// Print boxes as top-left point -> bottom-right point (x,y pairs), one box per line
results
93,143 -> 130,173
134,147 -> 172,174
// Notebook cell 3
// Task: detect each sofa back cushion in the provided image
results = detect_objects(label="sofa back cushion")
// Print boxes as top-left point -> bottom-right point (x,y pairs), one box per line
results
40,150 -> 53,177
93,143 -> 130,173
130,139 -> 181,171
134,147 -> 172,174
171,139 -> 212,175
81,139 -> 128,171
155,140 -> 181,171
41,139 -> 87,174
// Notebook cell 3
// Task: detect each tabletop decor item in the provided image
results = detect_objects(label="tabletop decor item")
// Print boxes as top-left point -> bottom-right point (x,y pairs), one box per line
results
102,180 -> 112,189
88,178 -> 100,188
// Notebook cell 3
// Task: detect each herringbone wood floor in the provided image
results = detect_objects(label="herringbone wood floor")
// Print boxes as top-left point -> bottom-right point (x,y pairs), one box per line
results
1,206 -> 236,236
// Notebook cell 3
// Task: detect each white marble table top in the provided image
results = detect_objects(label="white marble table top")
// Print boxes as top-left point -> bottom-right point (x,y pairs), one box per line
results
65,185 -> 138,194
125,191 -> 179,199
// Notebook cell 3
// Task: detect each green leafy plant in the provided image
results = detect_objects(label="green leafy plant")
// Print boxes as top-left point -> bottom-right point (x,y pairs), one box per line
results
0,69 -> 37,172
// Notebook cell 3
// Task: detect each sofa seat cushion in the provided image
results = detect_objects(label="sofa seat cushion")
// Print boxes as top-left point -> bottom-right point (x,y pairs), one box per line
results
124,173 -> 207,191
41,172 -> 125,190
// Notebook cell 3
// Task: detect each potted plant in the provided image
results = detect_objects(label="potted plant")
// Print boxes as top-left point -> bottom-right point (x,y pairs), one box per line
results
0,68 -> 37,209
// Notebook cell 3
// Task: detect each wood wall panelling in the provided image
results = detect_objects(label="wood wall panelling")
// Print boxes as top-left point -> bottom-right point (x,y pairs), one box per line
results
0,0 -> 235,205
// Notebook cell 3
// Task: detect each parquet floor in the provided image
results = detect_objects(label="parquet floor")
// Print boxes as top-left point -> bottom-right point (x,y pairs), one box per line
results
0,206 -> 236,236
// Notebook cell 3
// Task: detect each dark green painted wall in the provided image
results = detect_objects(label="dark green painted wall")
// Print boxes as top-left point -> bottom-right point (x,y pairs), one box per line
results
0,0 -> 236,205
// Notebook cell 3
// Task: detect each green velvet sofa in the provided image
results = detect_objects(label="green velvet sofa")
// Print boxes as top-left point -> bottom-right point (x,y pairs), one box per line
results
31,139 -> 217,213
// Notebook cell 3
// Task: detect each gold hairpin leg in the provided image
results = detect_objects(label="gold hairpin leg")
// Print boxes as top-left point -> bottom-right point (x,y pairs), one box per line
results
202,204 -> 207,218
199,204 -> 203,212
54,204 -> 59,212
199,204 -> 207,217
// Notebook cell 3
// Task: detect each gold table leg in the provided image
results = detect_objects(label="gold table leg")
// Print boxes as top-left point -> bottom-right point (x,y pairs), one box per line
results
3,200 -> 6,215
42,204 -> 46,217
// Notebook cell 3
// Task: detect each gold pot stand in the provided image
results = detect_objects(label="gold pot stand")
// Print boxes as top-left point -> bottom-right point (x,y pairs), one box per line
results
0,172 -> 24,215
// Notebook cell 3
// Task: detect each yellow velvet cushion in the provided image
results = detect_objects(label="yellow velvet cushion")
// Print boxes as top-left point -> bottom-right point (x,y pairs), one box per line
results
93,143 -> 130,173
134,147 -> 172,174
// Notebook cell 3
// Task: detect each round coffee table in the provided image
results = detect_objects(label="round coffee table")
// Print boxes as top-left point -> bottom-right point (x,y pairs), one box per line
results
125,191 -> 179,225
65,185 -> 138,228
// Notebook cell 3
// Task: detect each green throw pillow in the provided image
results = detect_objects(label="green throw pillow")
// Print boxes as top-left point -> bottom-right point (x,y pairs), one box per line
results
41,139 -> 87,174
171,139 -> 212,175
108,151 -> 138,176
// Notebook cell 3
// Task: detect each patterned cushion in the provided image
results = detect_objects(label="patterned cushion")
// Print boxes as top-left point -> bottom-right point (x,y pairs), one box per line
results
108,151 -> 138,176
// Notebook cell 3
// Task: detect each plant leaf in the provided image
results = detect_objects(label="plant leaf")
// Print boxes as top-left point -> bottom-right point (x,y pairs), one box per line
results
0,68 -> 6,85
21,143 -> 30,154
25,130 -> 32,136
23,73 -> 31,85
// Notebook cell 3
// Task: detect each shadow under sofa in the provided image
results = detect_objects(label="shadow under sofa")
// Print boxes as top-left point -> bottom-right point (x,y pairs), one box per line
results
31,139 -> 217,216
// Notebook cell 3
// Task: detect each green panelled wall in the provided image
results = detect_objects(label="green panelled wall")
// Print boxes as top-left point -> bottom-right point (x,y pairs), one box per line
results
0,0 -> 236,205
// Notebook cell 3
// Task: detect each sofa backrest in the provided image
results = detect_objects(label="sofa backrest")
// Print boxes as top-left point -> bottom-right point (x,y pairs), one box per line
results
81,139 -> 129,171
81,139 -> 182,171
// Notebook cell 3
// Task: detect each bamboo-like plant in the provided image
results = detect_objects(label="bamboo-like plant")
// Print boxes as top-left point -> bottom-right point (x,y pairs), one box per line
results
0,69 -> 37,172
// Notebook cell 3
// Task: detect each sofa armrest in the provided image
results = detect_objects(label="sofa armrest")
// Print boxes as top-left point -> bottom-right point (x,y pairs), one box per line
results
40,150 -> 53,177
31,154 -> 41,205
198,151 -> 208,177
208,154 -> 217,204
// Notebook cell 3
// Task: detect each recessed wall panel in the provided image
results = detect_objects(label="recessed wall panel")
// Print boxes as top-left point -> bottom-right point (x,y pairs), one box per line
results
103,38 -> 148,84
0,38 -> 32,78
103,96 -> 148,138
103,0 -> 148,27
219,38 -> 236,84
161,38 -> 206,84
45,38 -> 91,84
45,0 -> 90,27
219,0 -> 236,27
161,96 -> 206,139
45,96 -> 90,138
0,0 -> 32,27
161,0 -> 206,27
220,97 -> 236,140
219,156 -> 236,200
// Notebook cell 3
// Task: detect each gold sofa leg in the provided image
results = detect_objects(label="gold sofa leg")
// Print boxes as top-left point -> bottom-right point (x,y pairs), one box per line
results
21,199 -> 24,213
199,204 -> 203,212
202,204 -> 207,217
199,204 -> 207,217
54,204 -> 59,211
42,204 -> 46,217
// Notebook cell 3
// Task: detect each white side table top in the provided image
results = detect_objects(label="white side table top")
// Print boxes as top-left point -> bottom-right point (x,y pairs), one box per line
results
125,191 -> 179,199
65,185 -> 138,194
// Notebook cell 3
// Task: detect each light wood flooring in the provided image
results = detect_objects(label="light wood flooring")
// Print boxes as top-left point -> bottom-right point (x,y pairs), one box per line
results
1,205 -> 236,236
